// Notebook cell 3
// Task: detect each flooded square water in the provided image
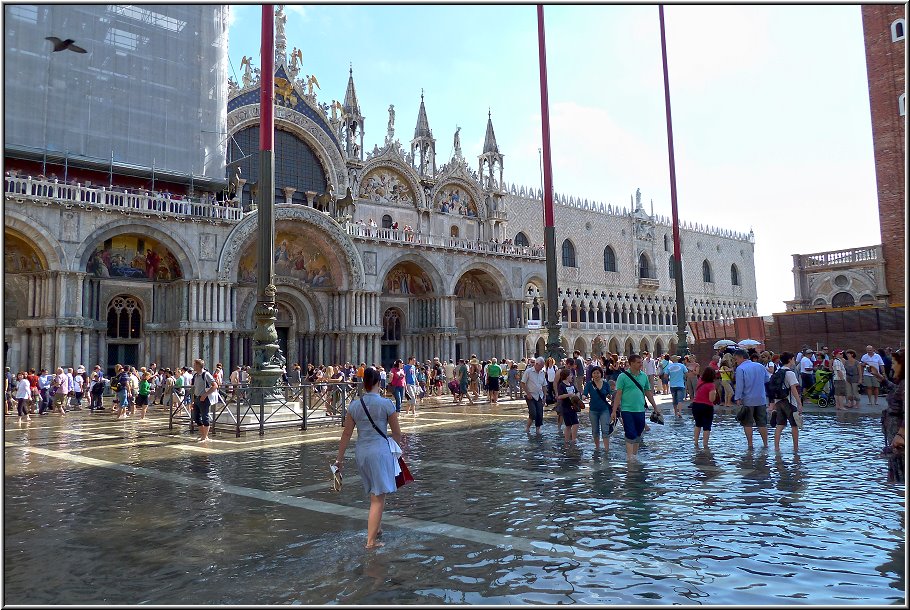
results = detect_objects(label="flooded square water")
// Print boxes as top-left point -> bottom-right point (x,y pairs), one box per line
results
3,404 -> 905,604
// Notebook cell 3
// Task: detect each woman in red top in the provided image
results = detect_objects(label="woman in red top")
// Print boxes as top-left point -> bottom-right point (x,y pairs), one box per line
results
691,367 -> 718,450
389,359 -> 406,413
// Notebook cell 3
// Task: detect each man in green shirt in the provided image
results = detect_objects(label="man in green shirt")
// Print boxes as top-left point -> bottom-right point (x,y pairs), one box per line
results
486,358 -> 503,405
611,354 -> 662,460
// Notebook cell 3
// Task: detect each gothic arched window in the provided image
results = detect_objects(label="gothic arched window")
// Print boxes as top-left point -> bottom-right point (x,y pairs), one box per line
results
731,264 -> 740,286
561,239 -> 577,267
702,260 -> 713,283
106,295 -> 142,339
603,246 -> 617,272
669,258 -> 676,280
382,308 -> 402,341
514,232 -> 530,247
381,215 -> 393,229
638,253 -> 652,279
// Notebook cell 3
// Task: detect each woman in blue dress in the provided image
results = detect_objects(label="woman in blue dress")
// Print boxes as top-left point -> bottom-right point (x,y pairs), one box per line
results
336,367 -> 403,549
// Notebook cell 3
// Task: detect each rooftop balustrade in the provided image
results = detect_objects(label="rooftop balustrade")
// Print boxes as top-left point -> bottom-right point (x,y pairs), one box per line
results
344,222 -> 546,259
4,175 -> 242,222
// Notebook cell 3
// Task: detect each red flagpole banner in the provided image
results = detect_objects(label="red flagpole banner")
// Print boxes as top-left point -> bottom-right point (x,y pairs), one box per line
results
260,5 -> 274,153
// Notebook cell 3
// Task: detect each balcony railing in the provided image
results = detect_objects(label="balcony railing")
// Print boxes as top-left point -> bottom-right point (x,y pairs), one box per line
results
803,246 -> 882,268
344,223 -> 545,259
638,277 -> 660,289
4,175 -> 243,222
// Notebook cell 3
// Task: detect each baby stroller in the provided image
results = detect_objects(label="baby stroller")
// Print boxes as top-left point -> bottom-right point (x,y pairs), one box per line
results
804,369 -> 834,408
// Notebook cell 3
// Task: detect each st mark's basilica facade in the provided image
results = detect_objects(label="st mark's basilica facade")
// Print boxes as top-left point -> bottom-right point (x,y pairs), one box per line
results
3,11 -> 757,373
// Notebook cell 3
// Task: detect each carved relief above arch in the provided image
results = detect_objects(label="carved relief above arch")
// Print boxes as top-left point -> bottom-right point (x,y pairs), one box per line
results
359,166 -> 416,207
218,204 -> 364,289
237,277 -> 327,332
4,211 -> 65,271
357,142 -> 425,203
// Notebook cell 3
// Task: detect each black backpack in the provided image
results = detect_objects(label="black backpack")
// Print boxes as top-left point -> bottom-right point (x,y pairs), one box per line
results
768,367 -> 790,400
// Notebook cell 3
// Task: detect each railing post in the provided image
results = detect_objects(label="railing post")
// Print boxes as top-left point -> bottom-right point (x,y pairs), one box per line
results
259,393 -> 265,436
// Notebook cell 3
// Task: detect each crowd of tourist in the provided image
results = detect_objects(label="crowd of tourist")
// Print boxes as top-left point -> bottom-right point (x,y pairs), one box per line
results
5,343 -> 904,480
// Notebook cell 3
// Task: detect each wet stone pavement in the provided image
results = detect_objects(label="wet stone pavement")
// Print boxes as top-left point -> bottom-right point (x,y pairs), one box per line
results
3,394 -> 905,604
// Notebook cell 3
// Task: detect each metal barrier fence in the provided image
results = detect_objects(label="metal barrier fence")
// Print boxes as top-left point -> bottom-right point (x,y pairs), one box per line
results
168,381 -> 362,437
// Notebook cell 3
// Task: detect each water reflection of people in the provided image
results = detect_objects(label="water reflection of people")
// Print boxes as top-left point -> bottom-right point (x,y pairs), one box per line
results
619,462 -> 653,548
692,448 -> 721,486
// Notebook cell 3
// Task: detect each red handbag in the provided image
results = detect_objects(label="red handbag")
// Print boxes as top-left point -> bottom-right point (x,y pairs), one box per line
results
396,456 -> 414,488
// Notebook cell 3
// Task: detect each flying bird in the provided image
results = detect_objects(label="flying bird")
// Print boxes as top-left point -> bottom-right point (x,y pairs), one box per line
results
45,37 -> 87,53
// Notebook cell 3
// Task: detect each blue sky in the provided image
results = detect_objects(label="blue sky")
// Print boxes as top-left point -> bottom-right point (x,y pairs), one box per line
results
226,4 -> 881,316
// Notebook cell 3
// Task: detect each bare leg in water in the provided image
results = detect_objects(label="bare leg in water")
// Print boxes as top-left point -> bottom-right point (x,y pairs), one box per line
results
366,494 -> 386,549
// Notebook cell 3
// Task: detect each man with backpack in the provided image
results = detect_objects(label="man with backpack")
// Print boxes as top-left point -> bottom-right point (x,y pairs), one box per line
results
191,358 -> 218,443
769,352 -> 802,452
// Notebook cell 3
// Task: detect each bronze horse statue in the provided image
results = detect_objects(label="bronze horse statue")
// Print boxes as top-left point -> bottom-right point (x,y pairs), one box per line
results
334,187 -> 355,218
313,184 -> 334,213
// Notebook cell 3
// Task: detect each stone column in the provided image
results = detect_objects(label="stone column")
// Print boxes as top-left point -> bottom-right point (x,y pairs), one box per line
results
213,332 -> 221,367
282,186 -> 296,204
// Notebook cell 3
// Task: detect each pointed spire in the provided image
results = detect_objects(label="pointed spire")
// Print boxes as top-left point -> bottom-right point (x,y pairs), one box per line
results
483,109 -> 499,154
414,89 -> 432,139
343,65 -> 360,115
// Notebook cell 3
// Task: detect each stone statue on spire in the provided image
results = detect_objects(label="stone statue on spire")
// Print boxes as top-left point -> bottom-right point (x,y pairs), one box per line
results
386,104 -> 396,143
275,6 -> 287,63
453,126 -> 462,158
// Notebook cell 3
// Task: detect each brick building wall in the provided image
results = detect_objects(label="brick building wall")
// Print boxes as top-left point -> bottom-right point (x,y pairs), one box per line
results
861,4 -> 906,305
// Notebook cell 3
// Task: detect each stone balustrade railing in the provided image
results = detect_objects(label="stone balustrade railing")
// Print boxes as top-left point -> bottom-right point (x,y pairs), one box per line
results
4,175 -> 243,222
344,223 -> 545,259
802,245 -> 882,268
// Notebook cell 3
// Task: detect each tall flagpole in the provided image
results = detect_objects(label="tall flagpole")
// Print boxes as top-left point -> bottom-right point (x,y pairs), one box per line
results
659,5 -> 688,356
251,4 -> 284,400
537,5 -> 565,362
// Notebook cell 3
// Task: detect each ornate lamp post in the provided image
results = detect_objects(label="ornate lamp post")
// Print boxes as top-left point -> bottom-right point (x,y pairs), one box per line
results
659,5 -> 689,356
536,5 -> 566,362
250,5 -> 285,400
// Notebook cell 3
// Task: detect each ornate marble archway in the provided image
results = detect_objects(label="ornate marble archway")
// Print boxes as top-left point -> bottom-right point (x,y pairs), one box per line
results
217,204 -> 365,290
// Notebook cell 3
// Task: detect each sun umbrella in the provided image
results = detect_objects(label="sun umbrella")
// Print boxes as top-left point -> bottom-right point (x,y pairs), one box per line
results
713,339 -> 737,349
737,339 -> 762,347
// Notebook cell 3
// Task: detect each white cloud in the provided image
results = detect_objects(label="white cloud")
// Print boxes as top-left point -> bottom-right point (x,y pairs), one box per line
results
285,5 -> 308,21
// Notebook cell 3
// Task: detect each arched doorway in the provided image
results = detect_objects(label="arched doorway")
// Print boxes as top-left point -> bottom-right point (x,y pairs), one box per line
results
654,339 -> 664,356
454,268 -> 504,359
624,338 -> 635,356
639,338 -> 650,353
608,337 -> 620,355
574,336 -> 587,357
380,259 -> 439,362
592,336 -> 606,357
536,337 -> 546,358
106,295 -> 143,374
381,307 -> 404,368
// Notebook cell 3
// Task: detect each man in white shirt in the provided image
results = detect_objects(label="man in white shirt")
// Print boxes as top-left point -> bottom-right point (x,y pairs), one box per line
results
798,350 -> 816,391
860,344 -> 885,406
521,357 -> 548,435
